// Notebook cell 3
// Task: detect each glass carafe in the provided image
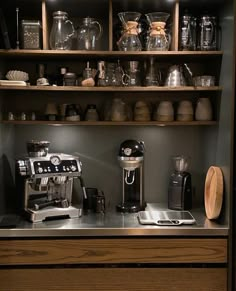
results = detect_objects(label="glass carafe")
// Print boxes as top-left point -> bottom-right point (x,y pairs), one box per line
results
49,11 -> 75,50
77,17 -> 102,50
145,12 -> 170,51
198,15 -> 217,51
117,12 -> 142,51
179,12 -> 197,51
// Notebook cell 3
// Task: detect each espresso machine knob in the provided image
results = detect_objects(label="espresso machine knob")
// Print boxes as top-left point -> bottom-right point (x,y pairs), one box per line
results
37,167 -> 44,174
70,165 -> 77,172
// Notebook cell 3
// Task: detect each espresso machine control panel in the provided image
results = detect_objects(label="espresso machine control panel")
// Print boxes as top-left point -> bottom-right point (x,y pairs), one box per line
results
17,153 -> 82,178
33,159 -> 79,175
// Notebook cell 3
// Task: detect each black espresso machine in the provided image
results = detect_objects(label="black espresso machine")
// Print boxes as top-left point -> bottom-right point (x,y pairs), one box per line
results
168,155 -> 192,210
15,140 -> 86,222
117,139 -> 146,212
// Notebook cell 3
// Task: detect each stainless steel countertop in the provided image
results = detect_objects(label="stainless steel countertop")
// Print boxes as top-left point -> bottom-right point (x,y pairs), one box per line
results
0,204 -> 228,238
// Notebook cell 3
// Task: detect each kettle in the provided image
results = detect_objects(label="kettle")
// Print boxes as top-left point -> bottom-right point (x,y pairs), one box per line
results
77,17 -> 102,50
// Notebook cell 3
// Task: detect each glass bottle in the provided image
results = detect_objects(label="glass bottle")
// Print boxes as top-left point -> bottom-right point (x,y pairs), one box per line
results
97,61 -> 106,86
117,12 -> 142,51
49,11 -> 75,50
81,61 -> 95,86
179,11 -> 197,51
145,57 -> 160,86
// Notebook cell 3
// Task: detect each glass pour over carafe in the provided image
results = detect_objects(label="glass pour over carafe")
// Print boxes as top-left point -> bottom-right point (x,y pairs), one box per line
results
117,12 -> 142,51
145,12 -> 170,51
77,17 -> 102,50
49,11 -> 75,50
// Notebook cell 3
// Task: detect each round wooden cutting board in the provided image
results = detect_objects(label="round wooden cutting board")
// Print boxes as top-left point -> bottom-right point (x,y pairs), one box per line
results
204,166 -> 224,220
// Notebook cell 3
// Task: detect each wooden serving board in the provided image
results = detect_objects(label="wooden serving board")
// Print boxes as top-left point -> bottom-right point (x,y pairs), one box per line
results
204,166 -> 223,220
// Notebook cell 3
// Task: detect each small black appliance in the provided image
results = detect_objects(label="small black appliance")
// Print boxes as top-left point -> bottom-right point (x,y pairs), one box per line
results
116,139 -> 146,212
168,155 -> 192,210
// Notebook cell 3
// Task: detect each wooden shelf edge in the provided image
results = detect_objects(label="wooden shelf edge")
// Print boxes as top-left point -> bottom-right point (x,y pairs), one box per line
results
1,121 -> 218,126
0,85 -> 222,92
0,49 -> 224,57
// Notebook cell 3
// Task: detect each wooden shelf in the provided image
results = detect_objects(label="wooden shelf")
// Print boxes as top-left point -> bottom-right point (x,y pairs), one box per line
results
0,85 -> 222,92
1,120 -> 218,126
0,49 -> 223,59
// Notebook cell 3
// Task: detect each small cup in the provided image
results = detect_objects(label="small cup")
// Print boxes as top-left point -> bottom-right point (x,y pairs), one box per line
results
45,103 -> 58,121
193,75 -> 215,87
154,101 -> 174,122
83,188 -> 98,213
85,104 -> 99,121
177,100 -> 193,121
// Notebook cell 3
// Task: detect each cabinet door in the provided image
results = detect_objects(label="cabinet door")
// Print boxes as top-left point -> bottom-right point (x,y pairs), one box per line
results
0,268 -> 227,291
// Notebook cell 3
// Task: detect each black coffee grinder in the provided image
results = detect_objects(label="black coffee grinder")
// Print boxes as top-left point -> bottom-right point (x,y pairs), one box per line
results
116,139 -> 146,212
168,155 -> 192,210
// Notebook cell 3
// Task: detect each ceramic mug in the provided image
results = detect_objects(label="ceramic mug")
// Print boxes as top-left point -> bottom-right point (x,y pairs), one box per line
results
195,98 -> 213,120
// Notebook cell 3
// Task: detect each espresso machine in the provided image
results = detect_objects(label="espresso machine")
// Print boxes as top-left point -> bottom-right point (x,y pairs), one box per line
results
168,155 -> 192,210
15,141 -> 86,222
117,139 -> 146,212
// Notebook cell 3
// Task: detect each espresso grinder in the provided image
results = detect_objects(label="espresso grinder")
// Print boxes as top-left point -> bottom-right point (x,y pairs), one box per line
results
117,139 -> 146,212
168,155 -> 192,210
15,141 -> 87,222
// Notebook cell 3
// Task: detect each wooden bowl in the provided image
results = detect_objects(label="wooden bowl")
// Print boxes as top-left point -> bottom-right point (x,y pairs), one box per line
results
204,166 -> 223,220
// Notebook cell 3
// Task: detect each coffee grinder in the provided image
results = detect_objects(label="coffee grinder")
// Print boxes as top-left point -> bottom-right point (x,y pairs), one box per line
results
116,139 -> 146,212
168,155 -> 192,210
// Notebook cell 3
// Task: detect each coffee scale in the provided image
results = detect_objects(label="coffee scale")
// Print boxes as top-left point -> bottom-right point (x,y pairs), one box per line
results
15,141 -> 86,222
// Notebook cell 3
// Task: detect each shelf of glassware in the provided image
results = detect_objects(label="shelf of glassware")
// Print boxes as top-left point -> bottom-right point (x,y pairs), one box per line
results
1,120 -> 218,126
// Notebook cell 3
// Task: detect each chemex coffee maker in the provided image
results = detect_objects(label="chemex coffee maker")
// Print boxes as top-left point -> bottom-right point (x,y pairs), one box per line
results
117,139 -> 146,212
168,155 -> 192,210
15,140 -> 87,222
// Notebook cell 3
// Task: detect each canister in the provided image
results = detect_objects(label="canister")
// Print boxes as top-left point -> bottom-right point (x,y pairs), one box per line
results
21,20 -> 42,49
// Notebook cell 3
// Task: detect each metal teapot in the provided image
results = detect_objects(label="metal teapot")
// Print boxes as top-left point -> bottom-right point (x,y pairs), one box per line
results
77,17 -> 102,50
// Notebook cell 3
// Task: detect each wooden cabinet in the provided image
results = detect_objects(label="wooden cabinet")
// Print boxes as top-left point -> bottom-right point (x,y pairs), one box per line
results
0,0 -> 234,289
0,237 -> 228,291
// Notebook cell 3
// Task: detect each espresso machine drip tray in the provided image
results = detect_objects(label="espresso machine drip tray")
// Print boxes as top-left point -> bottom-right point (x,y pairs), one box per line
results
26,206 -> 81,223
137,210 -> 196,226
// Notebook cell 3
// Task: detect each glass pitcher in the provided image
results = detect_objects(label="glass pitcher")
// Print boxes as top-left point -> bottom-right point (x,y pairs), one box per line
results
77,17 -> 102,50
117,12 -> 142,51
145,12 -> 170,51
49,11 -> 75,50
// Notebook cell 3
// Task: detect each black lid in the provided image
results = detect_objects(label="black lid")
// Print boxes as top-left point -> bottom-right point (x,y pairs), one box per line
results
119,139 -> 144,157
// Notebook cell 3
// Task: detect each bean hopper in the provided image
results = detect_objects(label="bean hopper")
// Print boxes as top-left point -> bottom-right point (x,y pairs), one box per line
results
117,139 -> 146,212
168,155 -> 192,210
15,140 -> 86,222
